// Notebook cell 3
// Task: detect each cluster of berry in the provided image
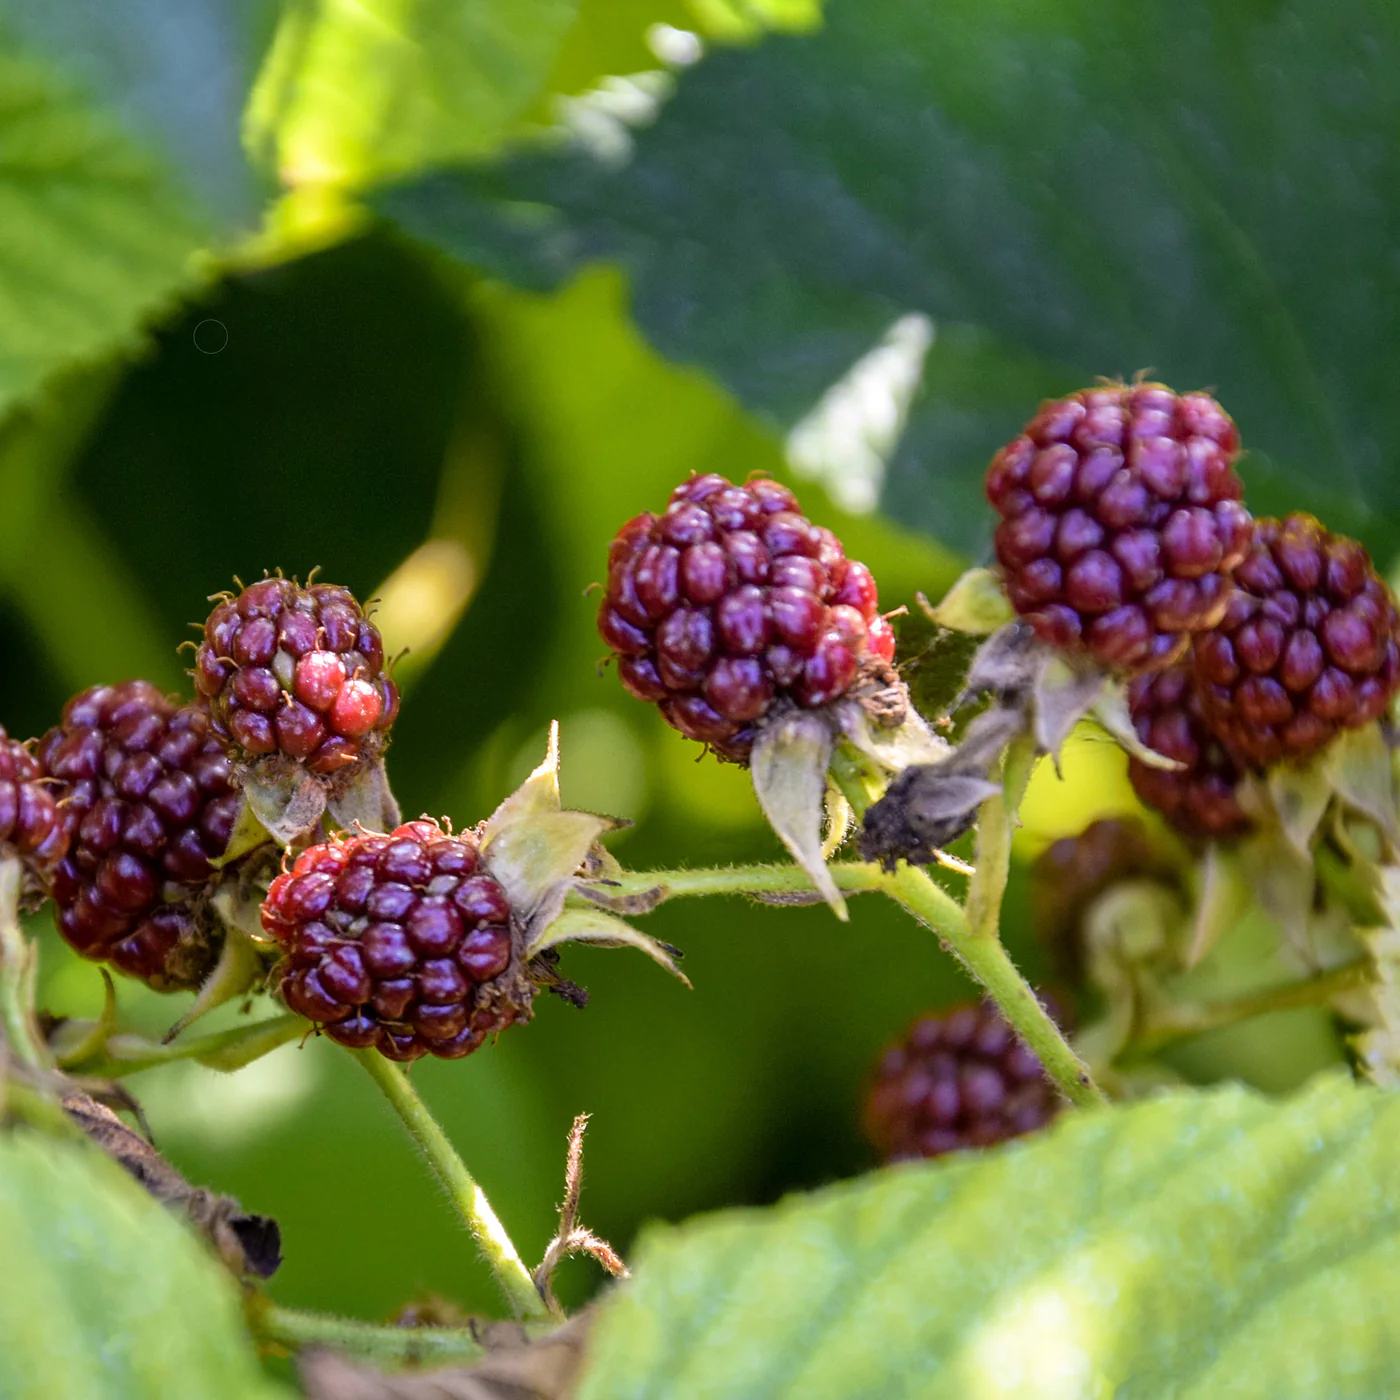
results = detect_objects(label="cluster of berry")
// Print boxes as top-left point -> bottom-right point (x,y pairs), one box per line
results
0,580 -> 531,1065
987,383 -> 1400,839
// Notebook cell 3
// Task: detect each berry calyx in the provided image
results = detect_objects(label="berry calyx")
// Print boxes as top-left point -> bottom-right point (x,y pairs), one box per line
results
37,682 -> 240,990
194,578 -> 398,775
986,383 -> 1252,675
599,474 -> 896,760
262,819 -> 530,1063
1192,514 -> 1400,767
1127,662 -> 1251,840
0,726 -> 66,868
863,998 -> 1063,1161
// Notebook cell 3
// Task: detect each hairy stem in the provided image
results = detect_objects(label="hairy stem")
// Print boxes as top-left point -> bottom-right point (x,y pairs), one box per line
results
351,1049 -> 548,1320
1133,958 -> 1371,1055
62,1013 -> 304,1079
965,734 -> 1037,941
0,859 -> 46,1071
249,1300 -> 488,1365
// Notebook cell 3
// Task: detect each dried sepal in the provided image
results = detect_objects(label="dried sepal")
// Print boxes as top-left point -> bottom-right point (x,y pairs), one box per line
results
240,761 -> 328,848
161,925 -> 265,1044
1323,724 -> 1399,845
750,707 -> 845,918
1089,683 -> 1184,772
528,907 -> 690,987
326,756 -> 402,835
1032,655 -> 1105,765
1263,760 -> 1334,857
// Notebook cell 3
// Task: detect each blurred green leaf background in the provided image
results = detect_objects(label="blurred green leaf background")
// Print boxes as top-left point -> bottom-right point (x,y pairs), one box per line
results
1,0 -> 1392,1334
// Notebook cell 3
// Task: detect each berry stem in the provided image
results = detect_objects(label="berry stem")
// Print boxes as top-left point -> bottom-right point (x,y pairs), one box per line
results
1130,956 -> 1371,1055
248,1299 -> 490,1365
349,1048 -> 550,1320
0,858 -> 47,1072
58,1013 -> 304,1079
828,742 -> 1105,1108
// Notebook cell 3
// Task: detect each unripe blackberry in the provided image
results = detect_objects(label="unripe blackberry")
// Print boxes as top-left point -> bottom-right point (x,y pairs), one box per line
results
986,383 -> 1252,674
1127,663 -> 1251,839
1193,514 -> 1400,766
599,474 -> 896,760
262,820 -> 528,1063
0,725 -> 67,874
863,998 -> 1062,1162
38,682 -> 239,990
194,578 -> 398,775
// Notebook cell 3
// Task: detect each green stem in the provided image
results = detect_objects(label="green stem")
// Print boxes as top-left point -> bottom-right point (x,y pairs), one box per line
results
589,862 -> 1103,1107
1133,958 -> 1371,1055
249,1300 -> 488,1365
350,1048 -> 548,1320
62,1013 -> 304,1079
965,734 -> 1037,941
0,858 -> 46,1071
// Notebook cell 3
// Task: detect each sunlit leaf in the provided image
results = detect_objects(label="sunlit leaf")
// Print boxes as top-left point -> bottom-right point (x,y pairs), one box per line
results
578,1077 -> 1400,1399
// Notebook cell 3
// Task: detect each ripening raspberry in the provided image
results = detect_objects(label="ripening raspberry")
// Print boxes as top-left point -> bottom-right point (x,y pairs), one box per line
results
598,474 -> 896,760
0,725 -> 68,883
1193,514 -> 1400,767
38,682 -> 239,991
986,383 -> 1252,675
1127,662 -> 1251,839
863,998 -> 1063,1162
262,820 -> 529,1063
194,577 -> 399,775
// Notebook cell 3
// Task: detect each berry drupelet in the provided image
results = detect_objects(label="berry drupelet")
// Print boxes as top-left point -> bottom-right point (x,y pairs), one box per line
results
986,383 -> 1252,675
38,682 -> 239,990
0,725 -> 67,875
262,820 -> 526,1063
1193,514 -> 1400,767
599,474 -> 895,760
863,998 -> 1062,1162
194,578 -> 399,775
1127,662 -> 1251,840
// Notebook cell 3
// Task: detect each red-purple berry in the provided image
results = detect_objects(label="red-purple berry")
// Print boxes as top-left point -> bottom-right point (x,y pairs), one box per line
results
262,820 -> 526,1063
600,475 -> 896,759
37,682 -> 239,990
863,998 -> 1063,1162
986,383 -> 1252,675
1193,514 -> 1400,766
0,725 -> 67,875
1127,662 -> 1251,840
194,578 -> 397,774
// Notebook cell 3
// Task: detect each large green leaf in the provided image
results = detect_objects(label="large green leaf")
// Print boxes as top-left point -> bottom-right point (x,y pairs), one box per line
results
380,0 -> 1400,554
577,1077 -> 1400,1398
245,0 -> 584,189
0,8 -> 250,420
0,1132 -> 287,1399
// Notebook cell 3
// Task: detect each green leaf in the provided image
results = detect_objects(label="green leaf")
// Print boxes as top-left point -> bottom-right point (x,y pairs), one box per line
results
0,30 -> 215,420
381,0 -> 1400,553
245,0 -> 583,189
578,1077 -> 1400,1399
0,1133 -> 288,1398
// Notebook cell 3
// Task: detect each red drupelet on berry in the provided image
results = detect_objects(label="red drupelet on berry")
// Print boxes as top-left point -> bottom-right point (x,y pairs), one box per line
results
194,578 -> 398,775
38,682 -> 240,990
1193,514 -> 1400,767
862,998 -> 1062,1162
599,474 -> 896,760
986,383 -> 1253,675
0,725 -> 67,876
1127,662 -> 1251,840
262,820 -> 529,1063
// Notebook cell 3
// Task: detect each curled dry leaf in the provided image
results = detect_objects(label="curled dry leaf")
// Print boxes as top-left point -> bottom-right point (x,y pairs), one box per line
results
60,1091 -> 281,1279
299,1315 -> 593,1400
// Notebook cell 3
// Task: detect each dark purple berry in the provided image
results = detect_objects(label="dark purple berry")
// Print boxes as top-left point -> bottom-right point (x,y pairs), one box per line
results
38,683 -> 236,990
600,476 -> 896,760
988,384 -> 1251,675
863,997 -> 1064,1162
1193,515 -> 1400,765
262,820 -> 528,1063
